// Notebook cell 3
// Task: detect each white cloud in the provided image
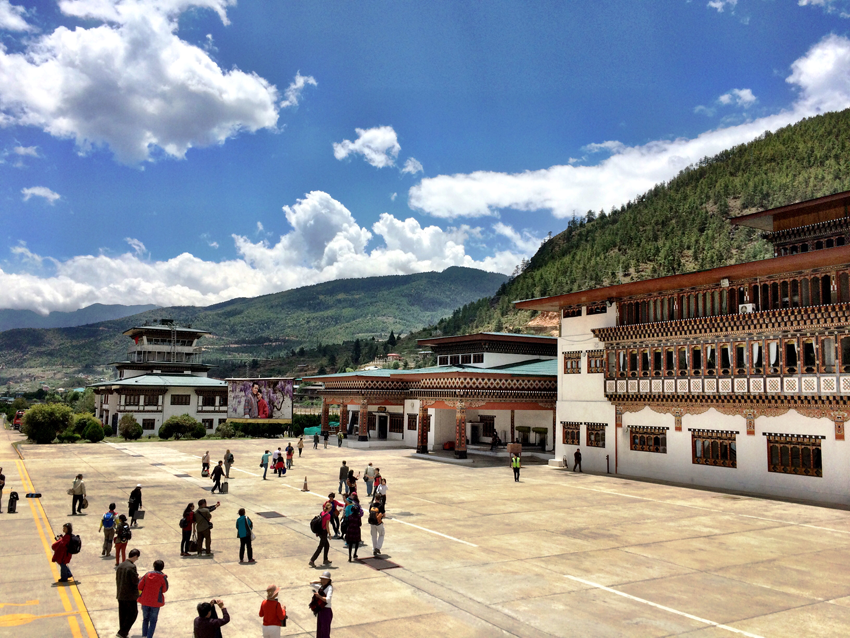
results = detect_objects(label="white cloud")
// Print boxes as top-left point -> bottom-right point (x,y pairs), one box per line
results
279,71 -> 317,109
21,186 -> 60,204
492,222 -> 543,254
0,191 -> 527,313
582,140 -> 626,154
256,221 -> 265,234
390,192 -> 397,201
333,126 -> 401,168
798,0 -> 850,17
718,88 -> 757,107
401,157 -> 424,175
0,0 -> 280,164
0,0 -> 33,31
409,35 -> 850,219
208,241 -> 219,249
13,145 -> 39,156
707,0 -> 737,12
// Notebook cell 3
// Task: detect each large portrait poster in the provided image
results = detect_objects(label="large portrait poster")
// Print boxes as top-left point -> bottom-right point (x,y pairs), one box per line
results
227,378 -> 294,420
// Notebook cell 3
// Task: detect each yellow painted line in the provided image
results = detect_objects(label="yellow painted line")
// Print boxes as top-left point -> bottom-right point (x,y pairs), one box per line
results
14,459 -> 97,638
0,610 -> 81,627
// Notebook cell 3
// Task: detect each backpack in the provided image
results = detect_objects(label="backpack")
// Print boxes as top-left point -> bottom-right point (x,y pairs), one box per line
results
102,512 -> 115,529
178,516 -> 188,529
228,453 -> 235,464
117,524 -> 132,543
67,534 -> 82,555
368,505 -> 380,525
309,514 -> 323,536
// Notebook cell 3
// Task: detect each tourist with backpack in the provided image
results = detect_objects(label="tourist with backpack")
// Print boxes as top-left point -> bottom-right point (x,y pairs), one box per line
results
138,559 -> 168,638
368,500 -> 385,556
114,514 -> 132,566
116,548 -> 141,638
51,522 -> 78,583
308,501 -> 333,568
285,443 -> 295,469
224,449 -> 234,478
325,493 -> 345,539
128,484 -> 143,526
343,496 -> 363,562
180,503 -> 196,556
99,502 -> 117,556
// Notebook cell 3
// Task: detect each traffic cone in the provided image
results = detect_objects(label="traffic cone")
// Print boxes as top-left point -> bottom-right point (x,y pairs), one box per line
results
301,476 -> 309,492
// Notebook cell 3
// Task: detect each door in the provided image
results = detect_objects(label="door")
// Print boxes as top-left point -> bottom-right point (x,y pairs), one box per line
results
378,415 -> 388,439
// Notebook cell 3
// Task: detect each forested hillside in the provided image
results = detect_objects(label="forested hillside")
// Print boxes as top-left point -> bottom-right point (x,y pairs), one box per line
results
0,267 -> 506,370
434,109 -> 850,336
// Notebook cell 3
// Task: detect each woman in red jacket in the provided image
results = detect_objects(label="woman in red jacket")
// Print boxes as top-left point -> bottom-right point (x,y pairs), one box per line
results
138,559 -> 168,638
51,523 -> 74,583
259,584 -> 287,637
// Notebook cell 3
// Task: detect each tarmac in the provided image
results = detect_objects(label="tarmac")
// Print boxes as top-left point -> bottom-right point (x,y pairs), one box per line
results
2,428 -> 850,637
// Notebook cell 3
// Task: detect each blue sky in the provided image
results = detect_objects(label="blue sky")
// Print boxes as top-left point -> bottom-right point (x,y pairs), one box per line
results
3,0 -> 850,313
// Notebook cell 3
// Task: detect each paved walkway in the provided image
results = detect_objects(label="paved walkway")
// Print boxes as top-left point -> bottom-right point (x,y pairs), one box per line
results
3,433 -> 850,637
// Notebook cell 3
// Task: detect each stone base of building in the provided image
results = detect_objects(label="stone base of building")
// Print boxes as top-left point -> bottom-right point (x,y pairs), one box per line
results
344,439 -> 409,450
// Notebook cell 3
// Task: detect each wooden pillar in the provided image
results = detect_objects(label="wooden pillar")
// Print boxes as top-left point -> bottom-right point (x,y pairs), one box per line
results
417,402 -> 429,454
339,403 -> 348,437
321,398 -> 330,433
455,400 -> 467,459
510,410 -> 515,443
358,398 -> 369,441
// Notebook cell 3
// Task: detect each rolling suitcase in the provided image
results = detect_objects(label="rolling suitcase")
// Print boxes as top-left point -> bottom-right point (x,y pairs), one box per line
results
219,481 -> 229,494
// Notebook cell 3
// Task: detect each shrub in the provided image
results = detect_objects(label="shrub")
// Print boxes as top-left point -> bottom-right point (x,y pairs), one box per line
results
215,423 -> 236,439
83,422 -> 105,442
232,421 -> 285,438
22,403 -> 74,444
190,423 -> 207,439
119,415 -> 143,440
57,430 -> 81,443
159,414 -> 201,440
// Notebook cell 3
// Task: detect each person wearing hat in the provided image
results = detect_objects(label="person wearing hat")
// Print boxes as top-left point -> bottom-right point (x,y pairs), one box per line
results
310,572 -> 333,638
258,584 -> 287,637
128,484 -> 142,526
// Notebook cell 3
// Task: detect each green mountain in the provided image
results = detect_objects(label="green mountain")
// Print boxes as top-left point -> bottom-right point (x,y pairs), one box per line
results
0,267 -> 507,371
0,303 -> 158,332
434,108 -> 850,336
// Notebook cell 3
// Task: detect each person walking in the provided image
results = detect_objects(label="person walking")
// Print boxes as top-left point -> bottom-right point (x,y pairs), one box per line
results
0,466 -> 5,513
138,559 -> 168,638
511,453 -> 521,482
310,572 -> 333,638
224,449 -> 234,478
313,433 -> 319,450
259,584 -> 287,638
180,503 -> 195,556
271,447 -> 281,475
325,493 -> 344,539
308,502 -> 332,568
337,430 -> 343,447
323,431 -> 329,449
51,522 -> 76,584
114,515 -> 132,566
211,460 -> 225,493
128,484 -> 143,526
574,448 -> 582,472
69,474 -> 86,515
99,502 -> 117,556
236,508 -> 255,563
261,450 -> 271,480
346,470 -> 360,497
363,463 -> 376,497
285,443 -> 294,469
195,499 -> 220,556
343,496 -> 362,562
116,548 -> 141,638
374,478 -> 387,507
202,451 -> 211,476
368,500 -> 385,556
337,461 -> 348,494
297,436 -> 304,457
194,599 -> 230,637
274,454 -> 286,476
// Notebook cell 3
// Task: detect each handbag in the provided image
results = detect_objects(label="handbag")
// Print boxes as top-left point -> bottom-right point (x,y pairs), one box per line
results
81,497 -> 88,509
251,531 -> 257,541
186,533 -> 198,553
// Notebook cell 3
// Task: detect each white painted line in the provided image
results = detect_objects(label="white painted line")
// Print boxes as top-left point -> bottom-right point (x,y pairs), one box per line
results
564,575 -> 764,638
388,518 -> 478,547
282,483 -> 328,499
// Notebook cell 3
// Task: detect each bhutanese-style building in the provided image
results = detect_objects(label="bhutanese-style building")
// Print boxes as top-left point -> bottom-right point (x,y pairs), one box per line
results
516,190 -> 850,506
90,320 -> 227,435
307,333 -> 557,458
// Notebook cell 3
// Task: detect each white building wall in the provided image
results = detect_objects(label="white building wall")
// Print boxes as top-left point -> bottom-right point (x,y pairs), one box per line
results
481,353 -> 556,368
403,400 -> 419,447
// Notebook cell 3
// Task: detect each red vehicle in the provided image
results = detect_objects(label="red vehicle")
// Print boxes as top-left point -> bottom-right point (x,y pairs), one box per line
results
12,410 -> 25,430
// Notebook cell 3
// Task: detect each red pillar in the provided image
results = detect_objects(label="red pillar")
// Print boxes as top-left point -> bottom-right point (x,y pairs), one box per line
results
339,403 -> 348,437
358,399 -> 369,442
416,402 -> 429,454
455,401 -> 467,459
510,409 -> 515,443
321,398 -> 330,434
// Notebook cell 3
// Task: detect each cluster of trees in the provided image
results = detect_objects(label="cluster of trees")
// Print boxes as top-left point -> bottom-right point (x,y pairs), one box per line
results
436,108 -> 850,336
22,404 -> 109,444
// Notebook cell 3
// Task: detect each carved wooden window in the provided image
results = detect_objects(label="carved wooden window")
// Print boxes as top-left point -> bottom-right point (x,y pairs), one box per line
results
841,337 -> 850,374
201,395 -> 216,407
640,349 -> 650,377
124,394 -> 140,406
461,354 -> 472,364
368,413 -> 376,431
821,275 -> 832,305
201,419 -> 213,430
617,350 -> 627,378
450,355 -> 461,366
142,419 -> 156,430
677,347 -> 688,376
748,341 -> 762,375
586,423 -> 606,448
770,282 -> 780,310
840,273 -> 850,303
587,302 -> 607,315
801,339 -> 816,374
629,426 -> 667,453
705,344 -> 716,375
766,339 -> 780,375
801,278 -> 811,306
780,281 -> 790,309
783,338 -> 799,374
562,421 -> 580,445
563,306 -> 581,318
607,351 -> 616,377
587,350 -> 605,374
692,430 -> 737,468
171,394 -> 191,405
389,414 -> 404,433
473,353 -> 484,363
438,356 -> 449,366
407,414 -> 417,431
691,346 -> 702,376
665,347 -> 675,377
629,349 -> 638,377
480,415 -> 495,437
652,349 -> 662,376
791,279 -> 800,307
564,351 -> 582,374
719,343 -> 731,375
766,433 -> 823,477
820,337 -> 836,373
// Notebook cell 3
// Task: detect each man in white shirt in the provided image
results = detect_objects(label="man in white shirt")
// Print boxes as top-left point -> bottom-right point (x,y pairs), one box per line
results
272,448 -> 281,475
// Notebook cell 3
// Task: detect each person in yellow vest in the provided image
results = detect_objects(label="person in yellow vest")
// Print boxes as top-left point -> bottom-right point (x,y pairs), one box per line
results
511,454 -> 521,482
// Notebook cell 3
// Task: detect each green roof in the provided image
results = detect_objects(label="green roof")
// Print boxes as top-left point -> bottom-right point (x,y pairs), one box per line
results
89,374 -> 226,388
